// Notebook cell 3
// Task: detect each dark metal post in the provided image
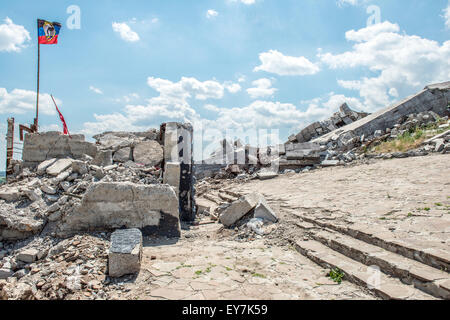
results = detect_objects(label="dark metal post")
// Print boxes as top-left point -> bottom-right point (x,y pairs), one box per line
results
6,118 -> 14,178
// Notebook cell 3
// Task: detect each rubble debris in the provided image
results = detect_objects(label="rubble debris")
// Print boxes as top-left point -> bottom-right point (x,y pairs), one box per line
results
59,182 -> 181,237
22,132 -> 97,165
133,141 -> 163,167
254,198 -> 278,223
314,81 -> 450,152
108,228 -> 142,278
291,103 -> 369,143
256,170 -> 278,180
16,248 -> 39,264
219,193 -> 263,227
46,159 -> 73,176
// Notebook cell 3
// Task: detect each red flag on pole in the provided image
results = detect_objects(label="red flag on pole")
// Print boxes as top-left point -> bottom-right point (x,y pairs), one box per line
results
51,95 -> 71,137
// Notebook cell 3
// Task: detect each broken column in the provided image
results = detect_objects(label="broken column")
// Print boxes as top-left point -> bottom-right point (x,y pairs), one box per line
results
108,228 -> 143,278
161,122 -> 195,222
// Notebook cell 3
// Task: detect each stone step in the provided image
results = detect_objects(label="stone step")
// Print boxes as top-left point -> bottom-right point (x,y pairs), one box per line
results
297,214 -> 450,272
218,192 -> 238,203
221,189 -> 242,199
196,198 -> 218,215
296,222 -> 450,299
202,193 -> 223,205
294,239 -> 436,300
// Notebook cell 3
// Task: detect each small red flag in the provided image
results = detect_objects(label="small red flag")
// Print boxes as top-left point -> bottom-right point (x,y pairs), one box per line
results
51,95 -> 70,137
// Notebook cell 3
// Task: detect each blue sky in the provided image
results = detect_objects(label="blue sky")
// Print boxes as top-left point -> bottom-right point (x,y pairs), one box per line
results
0,0 -> 449,168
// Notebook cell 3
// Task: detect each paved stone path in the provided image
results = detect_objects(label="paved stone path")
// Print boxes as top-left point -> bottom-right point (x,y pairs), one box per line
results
108,224 -> 376,300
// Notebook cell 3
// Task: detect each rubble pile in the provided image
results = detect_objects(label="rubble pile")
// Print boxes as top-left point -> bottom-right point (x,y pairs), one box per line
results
0,233 -> 112,300
288,103 -> 369,143
195,82 -> 450,180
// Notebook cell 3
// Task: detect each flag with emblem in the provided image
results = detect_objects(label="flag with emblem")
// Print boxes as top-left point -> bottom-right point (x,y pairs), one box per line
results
38,19 -> 62,45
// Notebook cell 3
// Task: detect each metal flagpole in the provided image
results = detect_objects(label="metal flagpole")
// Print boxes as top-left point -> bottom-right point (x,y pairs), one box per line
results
35,19 -> 40,133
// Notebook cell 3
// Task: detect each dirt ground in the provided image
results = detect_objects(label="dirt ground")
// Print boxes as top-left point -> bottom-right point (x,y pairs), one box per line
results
107,154 -> 449,300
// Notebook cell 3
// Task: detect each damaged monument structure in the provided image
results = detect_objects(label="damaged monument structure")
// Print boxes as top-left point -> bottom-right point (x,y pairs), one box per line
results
1,81 -> 450,300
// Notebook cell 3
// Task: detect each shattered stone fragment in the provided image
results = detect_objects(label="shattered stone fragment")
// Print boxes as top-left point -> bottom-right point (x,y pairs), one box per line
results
219,193 -> 263,227
46,159 -> 73,176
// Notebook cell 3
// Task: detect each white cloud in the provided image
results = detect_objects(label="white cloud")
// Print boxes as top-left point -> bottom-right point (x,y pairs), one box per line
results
206,10 -> 219,19
0,88 -> 59,115
337,0 -> 359,6
112,22 -> 140,42
247,78 -> 277,99
224,82 -> 242,93
319,21 -> 450,112
147,76 -> 228,101
89,86 -> 103,95
254,50 -> 320,76
0,17 -> 31,52
444,2 -> 450,29
229,0 -> 256,5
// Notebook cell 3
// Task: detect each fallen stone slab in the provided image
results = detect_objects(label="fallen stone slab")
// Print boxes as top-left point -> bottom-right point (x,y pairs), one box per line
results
16,248 -> 39,264
46,159 -> 73,176
92,150 -> 113,167
0,268 -> 13,279
321,160 -> 340,167
113,147 -> 132,163
71,160 -> 88,175
24,188 -> 42,202
256,171 -> 278,180
133,141 -> 163,167
108,228 -> 142,278
219,193 -> 263,227
0,188 -> 22,202
59,182 -> 180,237
37,158 -> 57,175
254,199 -> 278,223
41,184 -> 57,195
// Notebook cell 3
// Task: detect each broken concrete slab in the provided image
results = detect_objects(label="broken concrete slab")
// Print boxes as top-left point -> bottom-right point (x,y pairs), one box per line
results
0,268 -> 13,279
71,160 -> 88,175
46,159 -> 73,176
22,132 -> 97,165
92,150 -> 113,167
59,182 -> 180,237
133,141 -> 163,167
254,199 -> 278,223
0,188 -> 21,202
37,158 -> 57,175
219,193 -> 263,227
314,82 -> 450,150
321,160 -> 340,167
108,228 -> 143,278
113,147 -> 132,163
256,171 -> 279,180
17,248 -> 39,264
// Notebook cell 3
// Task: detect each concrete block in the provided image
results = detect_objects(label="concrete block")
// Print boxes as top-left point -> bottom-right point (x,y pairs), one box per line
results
220,193 -> 263,227
254,199 -> 278,223
17,248 -> 39,264
108,228 -> 142,278
46,159 -> 73,176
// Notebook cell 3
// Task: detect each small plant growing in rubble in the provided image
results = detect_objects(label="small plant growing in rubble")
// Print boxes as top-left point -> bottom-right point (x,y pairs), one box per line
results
328,268 -> 345,284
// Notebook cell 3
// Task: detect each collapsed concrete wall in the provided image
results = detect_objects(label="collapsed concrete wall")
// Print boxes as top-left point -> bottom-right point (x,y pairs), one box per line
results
58,182 -> 180,237
289,103 -> 369,143
313,82 -> 450,150
22,132 -> 97,165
